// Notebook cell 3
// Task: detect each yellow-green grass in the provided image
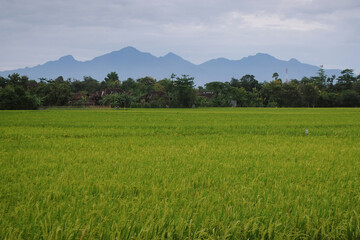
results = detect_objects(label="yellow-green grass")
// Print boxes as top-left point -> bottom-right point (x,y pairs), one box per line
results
1,108 -> 359,239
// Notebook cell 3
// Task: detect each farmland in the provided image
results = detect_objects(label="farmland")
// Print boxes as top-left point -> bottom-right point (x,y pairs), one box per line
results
0,108 -> 360,239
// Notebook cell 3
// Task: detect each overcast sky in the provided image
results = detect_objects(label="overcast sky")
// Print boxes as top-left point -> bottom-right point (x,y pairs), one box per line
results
1,0 -> 359,74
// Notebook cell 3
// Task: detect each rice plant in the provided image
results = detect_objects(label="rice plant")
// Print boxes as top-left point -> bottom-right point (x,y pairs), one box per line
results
0,108 -> 359,239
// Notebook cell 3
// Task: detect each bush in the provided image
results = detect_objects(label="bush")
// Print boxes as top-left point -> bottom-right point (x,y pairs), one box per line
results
0,86 -> 41,110
130,102 -> 142,108
267,101 -> 278,107
100,93 -> 136,108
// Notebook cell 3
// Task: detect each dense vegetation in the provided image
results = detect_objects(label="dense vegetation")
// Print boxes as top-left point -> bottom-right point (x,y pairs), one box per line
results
1,108 -> 359,239
0,67 -> 359,109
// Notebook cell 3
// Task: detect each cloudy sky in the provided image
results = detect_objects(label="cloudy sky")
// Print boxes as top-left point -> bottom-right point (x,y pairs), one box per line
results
1,0 -> 359,73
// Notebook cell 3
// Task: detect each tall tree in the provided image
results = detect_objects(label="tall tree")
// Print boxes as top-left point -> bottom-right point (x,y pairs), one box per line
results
82,76 -> 100,93
336,69 -> 357,90
157,78 -> 174,106
8,73 -> 29,89
137,76 -> 156,94
173,74 -> 195,107
229,78 -> 241,88
261,79 -> 284,107
239,74 -> 261,92
104,72 -> 120,88
282,80 -> 302,107
0,76 -> 7,88
311,65 -> 327,90
205,81 -> 231,107
299,83 -> 320,107
122,78 -> 137,92
37,76 -> 71,106
272,72 -> 279,81
0,74 -> 40,110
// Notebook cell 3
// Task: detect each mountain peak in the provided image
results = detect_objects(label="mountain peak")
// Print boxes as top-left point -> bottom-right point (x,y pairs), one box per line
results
109,46 -> 141,55
253,53 -> 276,59
202,57 -> 231,65
162,52 -> 185,61
289,58 -> 300,63
240,53 -> 277,64
93,46 -> 151,63
58,55 -> 75,62
120,46 -> 139,52
255,53 -> 271,56
164,52 -> 178,57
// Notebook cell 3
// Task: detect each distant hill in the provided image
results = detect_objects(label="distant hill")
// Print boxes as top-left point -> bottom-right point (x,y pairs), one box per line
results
0,46 -> 341,86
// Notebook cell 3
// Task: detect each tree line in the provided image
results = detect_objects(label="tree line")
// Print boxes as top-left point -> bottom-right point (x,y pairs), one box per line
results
0,67 -> 359,110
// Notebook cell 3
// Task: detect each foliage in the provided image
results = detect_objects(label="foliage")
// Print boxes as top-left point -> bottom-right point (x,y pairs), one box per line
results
0,85 -> 40,110
237,74 -> 261,92
0,68 -> 359,109
103,72 -> 120,88
137,76 -> 156,95
173,74 -> 196,107
122,78 -> 137,92
36,77 -> 71,106
0,73 -> 40,109
261,79 -> 284,107
100,93 -> 135,108
82,76 -> 101,93
335,69 -> 357,91
272,72 -> 279,80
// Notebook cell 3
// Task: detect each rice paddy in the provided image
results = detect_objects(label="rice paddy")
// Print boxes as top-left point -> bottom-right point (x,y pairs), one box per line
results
0,108 -> 359,239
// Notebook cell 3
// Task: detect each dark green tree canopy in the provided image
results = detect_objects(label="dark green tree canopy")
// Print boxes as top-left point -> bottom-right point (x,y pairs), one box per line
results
103,72 -> 120,88
336,69 -> 357,90
173,74 -> 195,107
1,67 -> 359,109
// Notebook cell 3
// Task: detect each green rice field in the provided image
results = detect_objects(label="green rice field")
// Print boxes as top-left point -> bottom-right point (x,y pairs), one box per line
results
1,108 -> 360,239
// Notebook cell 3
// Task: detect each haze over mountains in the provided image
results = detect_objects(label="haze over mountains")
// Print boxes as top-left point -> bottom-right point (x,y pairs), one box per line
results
0,46 -> 341,86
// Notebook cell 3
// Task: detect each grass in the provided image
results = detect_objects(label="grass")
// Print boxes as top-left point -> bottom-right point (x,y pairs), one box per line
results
0,108 -> 359,239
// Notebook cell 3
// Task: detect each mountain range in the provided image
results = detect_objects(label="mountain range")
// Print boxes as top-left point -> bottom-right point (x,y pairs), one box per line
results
0,46 -> 341,86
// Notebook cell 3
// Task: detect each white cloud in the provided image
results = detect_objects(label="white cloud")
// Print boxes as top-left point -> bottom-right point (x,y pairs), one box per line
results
237,12 -> 331,31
